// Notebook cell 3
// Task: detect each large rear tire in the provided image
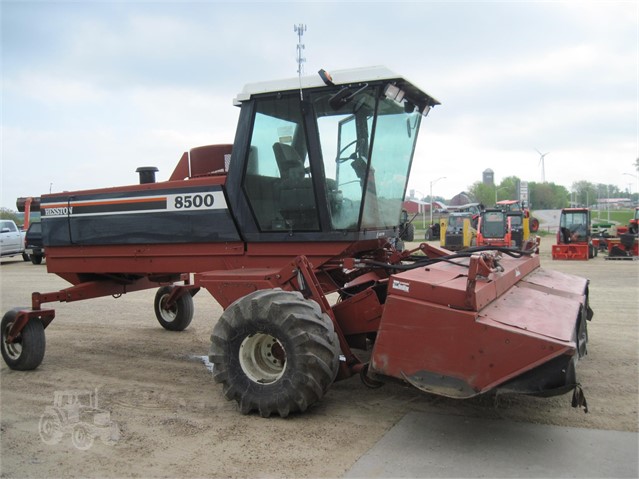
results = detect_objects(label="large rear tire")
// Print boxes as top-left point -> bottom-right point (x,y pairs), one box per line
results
210,289 -> 340,418
154,286 -> 194,331
1,309 -> 45,370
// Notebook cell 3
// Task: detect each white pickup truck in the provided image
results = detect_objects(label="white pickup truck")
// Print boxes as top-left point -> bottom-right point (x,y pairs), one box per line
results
0,220 -> 28,260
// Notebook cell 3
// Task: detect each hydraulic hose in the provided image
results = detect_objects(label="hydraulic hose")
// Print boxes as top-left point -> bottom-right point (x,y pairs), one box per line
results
364,245 -> 537,272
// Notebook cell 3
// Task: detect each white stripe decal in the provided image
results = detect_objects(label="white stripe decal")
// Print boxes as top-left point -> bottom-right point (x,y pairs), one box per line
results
41,191 -> 227,218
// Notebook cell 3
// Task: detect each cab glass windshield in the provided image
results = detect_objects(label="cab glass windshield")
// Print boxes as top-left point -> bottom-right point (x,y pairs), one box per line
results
312,85 -> 421,230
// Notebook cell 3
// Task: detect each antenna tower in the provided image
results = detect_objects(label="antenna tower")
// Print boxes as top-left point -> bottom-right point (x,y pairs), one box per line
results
294,23 -> 307,100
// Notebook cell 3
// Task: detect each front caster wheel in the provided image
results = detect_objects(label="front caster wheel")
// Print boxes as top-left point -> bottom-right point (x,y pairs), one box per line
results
154,286 -> 194,331
1,309 -> 45,370
210,289 -> 340,418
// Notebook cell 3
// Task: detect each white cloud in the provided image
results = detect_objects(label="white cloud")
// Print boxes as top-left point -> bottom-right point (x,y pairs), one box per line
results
443,45 -> 587,89
4,74 -> 108,105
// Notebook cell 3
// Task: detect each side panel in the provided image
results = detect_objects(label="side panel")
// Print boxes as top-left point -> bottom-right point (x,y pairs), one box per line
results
41,183 -> 240,246
370,264 -> 586,398
370,293 -> 576,398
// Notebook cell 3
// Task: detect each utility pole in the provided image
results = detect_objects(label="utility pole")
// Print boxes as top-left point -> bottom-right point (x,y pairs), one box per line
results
429,177 -> 446,226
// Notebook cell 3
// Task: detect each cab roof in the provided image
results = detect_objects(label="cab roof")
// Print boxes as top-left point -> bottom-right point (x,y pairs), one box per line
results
234,66 -> 440,110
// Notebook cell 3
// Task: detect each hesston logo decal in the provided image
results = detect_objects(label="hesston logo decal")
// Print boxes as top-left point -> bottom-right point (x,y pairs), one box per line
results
42,192 -> 226,218
44,206 -> 74,216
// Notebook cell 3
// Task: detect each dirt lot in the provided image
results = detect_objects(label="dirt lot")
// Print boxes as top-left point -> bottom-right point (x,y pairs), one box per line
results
1,240 -> 637,478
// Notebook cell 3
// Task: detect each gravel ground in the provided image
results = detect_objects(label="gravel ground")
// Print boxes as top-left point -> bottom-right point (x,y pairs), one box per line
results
1,238 -> 637,478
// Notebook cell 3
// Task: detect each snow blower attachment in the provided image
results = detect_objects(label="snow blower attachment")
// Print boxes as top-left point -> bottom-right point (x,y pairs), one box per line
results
2,67 -> 592,417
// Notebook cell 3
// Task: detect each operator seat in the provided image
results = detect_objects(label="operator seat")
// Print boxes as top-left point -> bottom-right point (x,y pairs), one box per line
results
273,143 -> 305,180
272,143 -> 318,229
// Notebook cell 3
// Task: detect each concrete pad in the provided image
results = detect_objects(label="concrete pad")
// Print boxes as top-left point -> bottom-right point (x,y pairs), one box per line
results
345,411 -> 638,478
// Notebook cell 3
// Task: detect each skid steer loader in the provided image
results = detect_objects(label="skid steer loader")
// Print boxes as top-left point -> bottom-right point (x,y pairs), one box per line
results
2,67 -> 592,417
439,212 -> 476,251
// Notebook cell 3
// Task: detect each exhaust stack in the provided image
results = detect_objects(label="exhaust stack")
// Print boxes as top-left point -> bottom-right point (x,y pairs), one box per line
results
136,166 -> 159,184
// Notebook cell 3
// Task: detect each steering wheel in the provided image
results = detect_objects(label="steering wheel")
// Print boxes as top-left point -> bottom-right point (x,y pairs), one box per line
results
336,139 -> 359,163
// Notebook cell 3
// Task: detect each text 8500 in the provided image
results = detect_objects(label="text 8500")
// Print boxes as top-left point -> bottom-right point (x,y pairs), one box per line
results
172,194 -> 215,209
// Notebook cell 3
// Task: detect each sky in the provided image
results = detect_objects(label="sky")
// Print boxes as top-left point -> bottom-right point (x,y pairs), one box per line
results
1,1 -> 637,210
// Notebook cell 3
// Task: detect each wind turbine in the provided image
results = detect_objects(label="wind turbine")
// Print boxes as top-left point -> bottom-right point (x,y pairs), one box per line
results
535,149 -> 549,183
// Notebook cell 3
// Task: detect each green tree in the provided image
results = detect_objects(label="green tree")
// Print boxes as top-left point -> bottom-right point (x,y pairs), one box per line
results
495,176 -> 520,204
596,183 -> 622,199
571,181 -> 597,207
529,182 -> 569,209
469,177 -> 521,207
0,208 -> 21,224
467,181 -> 494,207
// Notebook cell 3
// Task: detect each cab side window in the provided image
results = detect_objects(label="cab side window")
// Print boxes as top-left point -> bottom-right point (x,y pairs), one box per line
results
242,97 -> 319,231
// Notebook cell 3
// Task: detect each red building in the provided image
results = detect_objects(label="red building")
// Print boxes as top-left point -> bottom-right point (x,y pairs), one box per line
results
403,199 -> 446,214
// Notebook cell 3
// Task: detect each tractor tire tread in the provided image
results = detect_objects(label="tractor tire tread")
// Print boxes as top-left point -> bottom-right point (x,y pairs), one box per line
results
209,289 -> 340,418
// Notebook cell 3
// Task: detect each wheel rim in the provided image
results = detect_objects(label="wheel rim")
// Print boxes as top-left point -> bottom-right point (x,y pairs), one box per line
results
239,333 -> 287,384
158,295 -> 177,322
2,321 -> 22,360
